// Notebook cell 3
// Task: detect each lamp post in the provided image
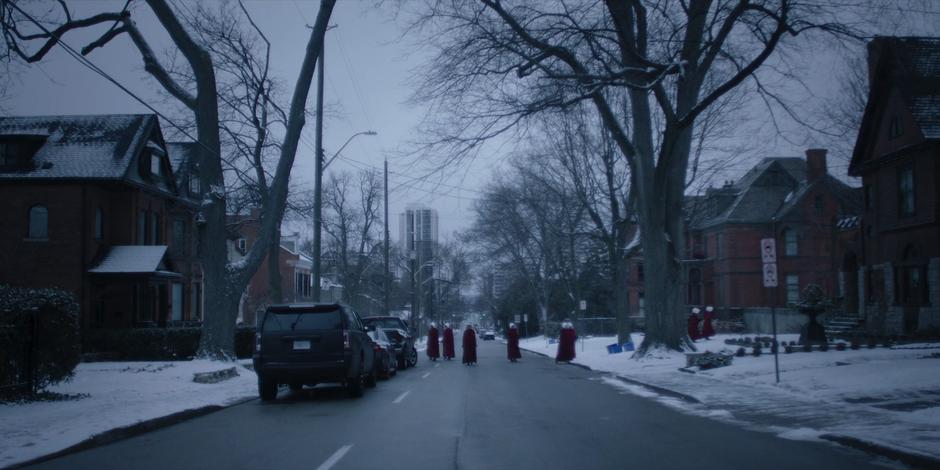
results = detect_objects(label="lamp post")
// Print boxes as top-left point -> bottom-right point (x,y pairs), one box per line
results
312,129 -> 377,302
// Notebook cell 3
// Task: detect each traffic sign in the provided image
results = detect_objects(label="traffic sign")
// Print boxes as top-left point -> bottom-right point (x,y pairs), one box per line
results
763,263 -> 778,287
514,314 -> 521,323
579,300 -> 587,311
761,238 -> 777,263
523,314 -> 528,322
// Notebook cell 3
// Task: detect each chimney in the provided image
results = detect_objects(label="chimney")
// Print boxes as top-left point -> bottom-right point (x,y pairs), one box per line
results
806,148 -> 827,182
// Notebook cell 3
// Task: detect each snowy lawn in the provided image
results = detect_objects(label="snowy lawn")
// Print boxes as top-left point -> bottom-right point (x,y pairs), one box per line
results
0,360 -> 257,468
520,333 -> 940,461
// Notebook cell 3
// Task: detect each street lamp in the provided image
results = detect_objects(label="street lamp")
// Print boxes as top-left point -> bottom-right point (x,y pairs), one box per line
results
312,130 -> 378,302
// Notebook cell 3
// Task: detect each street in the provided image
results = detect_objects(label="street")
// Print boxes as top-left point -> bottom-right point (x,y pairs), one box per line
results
24,341 -> 888,470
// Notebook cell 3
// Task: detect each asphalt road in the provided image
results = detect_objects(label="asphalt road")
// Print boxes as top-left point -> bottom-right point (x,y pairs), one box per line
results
24,341 -> 890,470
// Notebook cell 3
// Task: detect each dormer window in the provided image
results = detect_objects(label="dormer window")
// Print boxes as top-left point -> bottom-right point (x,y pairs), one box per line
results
189,176 -> 200,195
888,115 -> 903,139
150,153 -> 161,176
0,135 -> 47,171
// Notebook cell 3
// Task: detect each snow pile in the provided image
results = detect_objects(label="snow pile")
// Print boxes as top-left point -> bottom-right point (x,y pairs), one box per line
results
0,360 -> 257,468
521,334 -> 940,460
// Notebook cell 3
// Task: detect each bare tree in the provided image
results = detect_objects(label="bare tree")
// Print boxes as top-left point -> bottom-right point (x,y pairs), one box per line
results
322,169 -> 384,313
407,0 -> 859,353
1,0 -> 337,358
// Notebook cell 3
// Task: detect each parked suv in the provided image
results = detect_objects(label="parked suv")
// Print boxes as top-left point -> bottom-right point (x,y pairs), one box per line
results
361,316 -> 417,369
253,303 -> 376,400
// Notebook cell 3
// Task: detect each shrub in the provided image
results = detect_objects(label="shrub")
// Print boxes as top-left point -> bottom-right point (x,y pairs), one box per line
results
735,347 -> 746,357
819,342 -> 829,352
752,345 -> 762,357
784,345 -> 794,354
850,341 -> 860,350
836,342 -> 846,351
802,343 -> 812,352
0,285 -> 81,397
83,326 -> 258,360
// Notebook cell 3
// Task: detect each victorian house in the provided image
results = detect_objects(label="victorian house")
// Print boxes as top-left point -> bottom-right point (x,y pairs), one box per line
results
0,114 -> 202,330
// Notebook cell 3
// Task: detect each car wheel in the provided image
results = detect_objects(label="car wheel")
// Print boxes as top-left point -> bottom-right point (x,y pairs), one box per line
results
347,365 -> 364,398
408,347 -> 418,367
365,366 -> 377,389
398,355 -> 407,370
259,375 -> 278,402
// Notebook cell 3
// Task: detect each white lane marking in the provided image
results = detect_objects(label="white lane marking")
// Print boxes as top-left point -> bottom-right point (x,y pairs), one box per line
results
421,372 -> 431,379
317,444 -> 353,470
434,363 -> 440,368
393,390 -> 410,404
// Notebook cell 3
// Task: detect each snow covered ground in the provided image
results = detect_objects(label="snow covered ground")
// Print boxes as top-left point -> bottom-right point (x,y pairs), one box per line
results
0,360 -> 257,468
520,333 -> 940,461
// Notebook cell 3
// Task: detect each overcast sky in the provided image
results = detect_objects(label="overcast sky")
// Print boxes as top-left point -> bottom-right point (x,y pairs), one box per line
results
3,1 -> 939,241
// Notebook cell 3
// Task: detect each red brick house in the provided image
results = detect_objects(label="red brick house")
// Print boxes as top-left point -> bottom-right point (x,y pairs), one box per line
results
226,210 -> 314,326
849,36 -> 940,335
681,150 -> 862,332
0,114 -> 202,330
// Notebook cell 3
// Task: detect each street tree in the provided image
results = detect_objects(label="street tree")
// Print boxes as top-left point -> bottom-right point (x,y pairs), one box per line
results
0,0 -> 337,357
408,0 -> 859,353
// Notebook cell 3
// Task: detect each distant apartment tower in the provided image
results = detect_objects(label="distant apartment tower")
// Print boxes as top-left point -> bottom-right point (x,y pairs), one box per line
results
399,204 -> 439,257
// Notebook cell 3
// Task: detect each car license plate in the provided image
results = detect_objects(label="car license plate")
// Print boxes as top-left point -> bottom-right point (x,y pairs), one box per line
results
293,340 -> 311,350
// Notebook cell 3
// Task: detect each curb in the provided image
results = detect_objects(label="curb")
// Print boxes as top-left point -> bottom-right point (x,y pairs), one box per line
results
820,434 -> 940,469
193,366 -> 239,384
3,396 -> 256,470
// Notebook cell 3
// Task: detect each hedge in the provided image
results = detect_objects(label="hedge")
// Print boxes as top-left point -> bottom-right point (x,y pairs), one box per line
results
0,285 -> 81,398
82,326 -> 256,360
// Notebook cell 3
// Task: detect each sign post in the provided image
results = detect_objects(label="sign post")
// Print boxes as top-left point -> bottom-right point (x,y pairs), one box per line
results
761,238 -> 781,383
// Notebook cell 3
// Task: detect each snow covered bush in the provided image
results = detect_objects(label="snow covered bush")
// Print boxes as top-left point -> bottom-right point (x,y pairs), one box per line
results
0,285 -> 80,398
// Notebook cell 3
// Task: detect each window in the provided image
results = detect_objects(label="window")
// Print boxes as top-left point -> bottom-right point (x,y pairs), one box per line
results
899,166 -> 915,216
189,176 -> 200,196
150,153 -> 161,176
716,233 -> 722,259
171,219 -> 185,255
0,142 -> 13,166
864,185 -> 875,211
888,115 -> 903,139
637,263 -> 644,282
171,283 -> 184,322
138,210 -> 148,245
783,229 -> 798,256
688,268 -> 702,306
786,275 -> 800,304
638,294 -> 645,317
152,212 -> 161,244
295,272 -> 311,298
94,207 -> 103,240
237,238 -> 247,252
27,205 -> 48,239
191,282 -> 203,321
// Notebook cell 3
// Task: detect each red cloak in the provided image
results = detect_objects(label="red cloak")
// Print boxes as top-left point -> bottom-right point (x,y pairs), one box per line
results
507,328 -> 522,361
427,327 -> 440,359
462,328 -> 477,364
687,313 -> 701,340
556,327 -> 577,362
701,311 -> 715,339
443,327 -> 455,359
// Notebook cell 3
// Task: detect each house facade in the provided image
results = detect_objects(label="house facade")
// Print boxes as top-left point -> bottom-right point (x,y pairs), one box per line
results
227,210 -> 314,326
849,36 -> 940,335
683,150 -> 862,331
0,114 -> 202,330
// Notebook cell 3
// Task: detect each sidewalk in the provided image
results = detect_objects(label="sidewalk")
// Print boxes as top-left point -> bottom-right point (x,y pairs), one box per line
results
520,334 -> 940,467
0,360 -> 257,469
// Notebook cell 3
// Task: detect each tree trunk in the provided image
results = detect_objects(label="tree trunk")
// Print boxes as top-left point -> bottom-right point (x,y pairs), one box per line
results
614,253 -> 631,344
268,229 -> 282,304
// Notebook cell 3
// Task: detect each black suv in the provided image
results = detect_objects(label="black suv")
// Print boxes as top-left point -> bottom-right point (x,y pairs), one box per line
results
361,316 -> 417,369
253,303 -> 376,400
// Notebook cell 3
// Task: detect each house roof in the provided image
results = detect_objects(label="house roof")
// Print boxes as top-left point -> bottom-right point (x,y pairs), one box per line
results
166,141 -> 200,203
88,245 -> 179,276
0,114 -> 156,180
694,157 -> 860,230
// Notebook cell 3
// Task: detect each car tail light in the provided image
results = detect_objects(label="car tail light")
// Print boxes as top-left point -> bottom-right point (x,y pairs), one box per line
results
373,343 -> 381,352
255,332 -> 262,352
344,330 -> 350,350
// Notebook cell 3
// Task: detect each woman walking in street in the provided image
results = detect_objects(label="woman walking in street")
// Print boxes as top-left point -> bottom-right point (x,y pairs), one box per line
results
555,321 -> 577,363
701,306 -> 716,339
462,324 -> 477,365
688,307 -> 702,341
427,322 -> 440,361
507,323 -> 522,362
442,323 -> 455,360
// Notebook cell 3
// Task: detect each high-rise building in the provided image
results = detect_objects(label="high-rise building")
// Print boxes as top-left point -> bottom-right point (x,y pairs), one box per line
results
399,204 -> 439,257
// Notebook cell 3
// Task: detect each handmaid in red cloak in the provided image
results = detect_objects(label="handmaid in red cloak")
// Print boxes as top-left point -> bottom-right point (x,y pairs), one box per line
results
462,324 -> 477,365
442,323 -> 456,360
688,307 -> 702,341
555,321 -> 577,363
701,306 -> 716,339
427,322 -> 440,361
507,323 -> 522,362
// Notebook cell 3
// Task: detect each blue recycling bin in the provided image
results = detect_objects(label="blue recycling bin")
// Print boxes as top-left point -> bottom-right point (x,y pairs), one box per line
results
622,341 -> 635,352
606,343 -> 623,354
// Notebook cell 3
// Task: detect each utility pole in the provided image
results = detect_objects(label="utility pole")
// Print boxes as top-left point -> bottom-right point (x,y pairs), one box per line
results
384,158 -> 390,316
312,44 -> 325,302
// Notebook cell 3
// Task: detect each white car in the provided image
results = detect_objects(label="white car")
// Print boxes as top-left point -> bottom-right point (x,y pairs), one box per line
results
482,330 -> 496,341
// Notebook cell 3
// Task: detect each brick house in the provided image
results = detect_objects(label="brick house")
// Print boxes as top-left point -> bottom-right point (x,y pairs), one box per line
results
680,150 -> 862,332
849,36 -> 940,335
0,114 -> 203,330
226,210 -> 314,326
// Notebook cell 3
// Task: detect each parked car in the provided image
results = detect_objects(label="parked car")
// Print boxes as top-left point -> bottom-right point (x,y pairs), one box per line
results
367,328 -> 397,379
482,330 -> 496,341
253,303 -> 376,401
361,316 -> 417,369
